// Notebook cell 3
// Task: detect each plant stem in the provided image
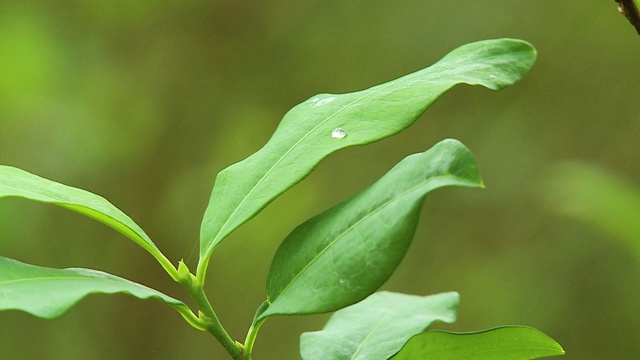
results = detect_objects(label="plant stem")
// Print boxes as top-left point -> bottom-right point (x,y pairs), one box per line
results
172,304 -> 207,331
191,284 -> 242,359
157,253 -> 180,282
196,253 -> 211,286
177,265 -> 242,359
241,300 -> 270,359
242,318 -> 266,359
182,256 -> 247,358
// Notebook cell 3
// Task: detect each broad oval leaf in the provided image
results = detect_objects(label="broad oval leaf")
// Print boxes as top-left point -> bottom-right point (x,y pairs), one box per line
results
299,291 -> 459,360
0,166 -> 174,274
261,139 -> 481,319
198,39 -> 536,267
391,326 -> 565,359
0,256 -> 189,320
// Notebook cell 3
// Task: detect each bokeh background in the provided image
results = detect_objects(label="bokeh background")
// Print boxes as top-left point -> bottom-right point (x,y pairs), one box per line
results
1,1 -> 639,359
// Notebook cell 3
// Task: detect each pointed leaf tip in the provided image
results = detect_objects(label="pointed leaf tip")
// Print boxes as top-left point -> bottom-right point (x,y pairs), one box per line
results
262,139 -> 481,319
198,39 -> 533,269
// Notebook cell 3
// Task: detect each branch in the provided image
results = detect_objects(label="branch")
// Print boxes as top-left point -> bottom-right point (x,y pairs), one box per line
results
615,0 -> 640,34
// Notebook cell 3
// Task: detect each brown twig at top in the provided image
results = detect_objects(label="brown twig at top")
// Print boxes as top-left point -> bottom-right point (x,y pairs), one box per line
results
615,0 -> 640,34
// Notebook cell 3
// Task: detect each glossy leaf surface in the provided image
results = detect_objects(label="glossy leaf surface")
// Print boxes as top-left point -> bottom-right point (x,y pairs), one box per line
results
391,326 -> 565,359
299,291 -> 458,360
261,139 -> 481,319
0,256 -> 188,319
0,166 -> 171,270
198,39 -> 536,266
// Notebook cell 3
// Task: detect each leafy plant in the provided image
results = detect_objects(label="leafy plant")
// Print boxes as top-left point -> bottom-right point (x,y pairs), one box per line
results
0,39 -> 563,359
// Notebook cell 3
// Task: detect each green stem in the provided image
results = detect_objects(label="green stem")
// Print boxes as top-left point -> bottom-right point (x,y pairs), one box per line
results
172,304 -> 207,331
241,300 -> 271,359
176,263 -> 242,359
156,253 -> 180,282
242,318 -> 266,359
191,283 -> 242,359
195,253 -> 211,286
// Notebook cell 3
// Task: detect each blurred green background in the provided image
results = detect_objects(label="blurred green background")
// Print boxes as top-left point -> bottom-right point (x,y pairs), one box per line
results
1,1 -> 639,359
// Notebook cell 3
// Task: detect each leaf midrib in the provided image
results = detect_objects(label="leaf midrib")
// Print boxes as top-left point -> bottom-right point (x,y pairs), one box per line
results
350,309 -> 395,359
269,174 -> 463,307
207,59 -> 458,253
1,182 -> 154,249
205,45 -> 518,254
207,88 -> 384,252
0,274 -> 128,286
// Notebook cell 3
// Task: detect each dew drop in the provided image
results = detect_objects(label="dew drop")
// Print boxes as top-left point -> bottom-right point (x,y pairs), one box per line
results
312,96 -> 336,108
331,128 -> 347,139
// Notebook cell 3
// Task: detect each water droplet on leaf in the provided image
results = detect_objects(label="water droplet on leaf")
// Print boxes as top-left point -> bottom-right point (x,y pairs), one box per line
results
331,128 -> 347,139
312,96 -> 336,108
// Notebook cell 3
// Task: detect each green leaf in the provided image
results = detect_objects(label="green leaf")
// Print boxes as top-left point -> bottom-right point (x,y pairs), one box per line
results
198,38 -> 536,270
391,326 -> 565,359
261,139 -> 481,319
299,291 -> 459,360
0,166 -> 176,278
0,256 -> 193,321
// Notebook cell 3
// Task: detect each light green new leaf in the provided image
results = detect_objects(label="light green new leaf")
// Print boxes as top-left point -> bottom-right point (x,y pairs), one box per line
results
299,291 -> 459,360
0,256 -> 196,325
391,326 -> 565,359
0,166 -> 175,277
261,139 -> 481,319
198,39 -> 536,269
